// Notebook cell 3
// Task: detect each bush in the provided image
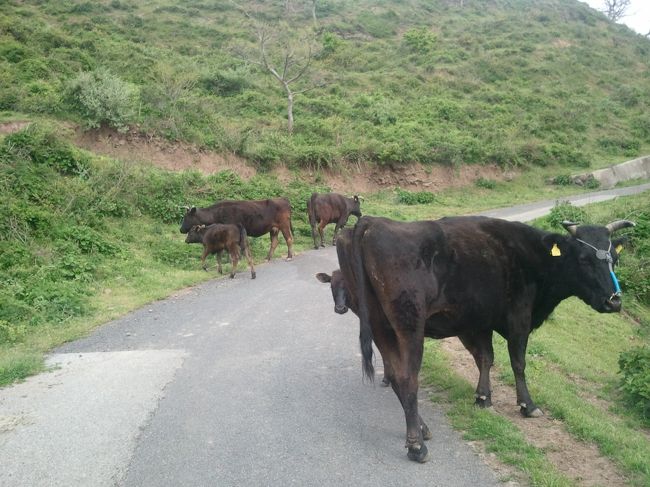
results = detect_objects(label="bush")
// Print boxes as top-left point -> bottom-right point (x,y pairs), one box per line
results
619,346 -> 650,418
65,68 -> 138,132
1,124 -> 90,176
395,188 -> 436,205
544,202 -> 589,230
475,177 -> 496,189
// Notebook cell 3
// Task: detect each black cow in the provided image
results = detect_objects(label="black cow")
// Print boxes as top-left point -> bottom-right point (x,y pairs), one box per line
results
307,193 -> 361,249
316,269 -> 391,387
185,223 -> 256,279
322,216 -> 633,462
180,198 -> 294,261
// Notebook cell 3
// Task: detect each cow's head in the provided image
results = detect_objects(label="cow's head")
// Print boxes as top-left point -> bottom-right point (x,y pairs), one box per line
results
185,224 -> 207,244
316,270 -> 349,314
543,220 -> 634,313
350,195 -> 362,218
180,207 -> 199,234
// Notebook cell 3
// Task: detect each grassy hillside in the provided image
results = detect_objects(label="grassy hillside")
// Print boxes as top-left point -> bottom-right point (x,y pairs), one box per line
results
1,0 -> 649,171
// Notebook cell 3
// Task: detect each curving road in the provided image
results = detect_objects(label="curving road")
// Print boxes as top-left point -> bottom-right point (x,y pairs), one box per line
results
1,182 -> 648,486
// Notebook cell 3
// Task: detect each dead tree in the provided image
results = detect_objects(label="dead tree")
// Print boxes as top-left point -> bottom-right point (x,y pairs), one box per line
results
233,3 -> 318,134
601,0 -> 631,22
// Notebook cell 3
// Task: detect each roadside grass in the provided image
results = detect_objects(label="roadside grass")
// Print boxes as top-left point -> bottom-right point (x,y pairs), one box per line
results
421,340 -> 573,487
490,301 -> 650,485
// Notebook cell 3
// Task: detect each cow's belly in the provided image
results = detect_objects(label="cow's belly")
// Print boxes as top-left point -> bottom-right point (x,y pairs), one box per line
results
424,308 -> 498,339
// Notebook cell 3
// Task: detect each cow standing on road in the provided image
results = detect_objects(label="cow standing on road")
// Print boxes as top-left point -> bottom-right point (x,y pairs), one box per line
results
180,198 -> 294,261
307,193 -> 361,249
322,216 -> 633,462
185,224 -> 256,279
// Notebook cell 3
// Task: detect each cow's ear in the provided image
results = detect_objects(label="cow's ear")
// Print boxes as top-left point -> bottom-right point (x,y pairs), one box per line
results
541,233 -> 567,257
189,207 -> 197,215
612,236 -> 628,254
354,195 -> 359,202
316,272 -> 332,283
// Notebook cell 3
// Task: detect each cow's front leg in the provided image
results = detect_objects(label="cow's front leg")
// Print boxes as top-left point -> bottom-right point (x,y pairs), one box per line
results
507,334 -> 543,417
458,330 -> 494,408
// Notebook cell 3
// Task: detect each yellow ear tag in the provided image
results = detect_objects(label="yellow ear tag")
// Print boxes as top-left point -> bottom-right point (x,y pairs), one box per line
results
616,244 -> 623,254
551,243 -> 561,257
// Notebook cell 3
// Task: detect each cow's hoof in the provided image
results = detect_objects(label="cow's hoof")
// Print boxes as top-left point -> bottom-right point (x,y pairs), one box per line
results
407,444 -> 429,463
229,274 -> 235,279
251,272 -> 256,279
202,267 -> 208,272
474,396 -> 492,408
313,246 -> 319,250
421,423 -> 432,441
320,244 -> 325,248
380,376 -> 390,387
520,405 -> 544,418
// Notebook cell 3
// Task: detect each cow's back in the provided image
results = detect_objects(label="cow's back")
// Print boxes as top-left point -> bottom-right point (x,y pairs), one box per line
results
206,198 -> 291,237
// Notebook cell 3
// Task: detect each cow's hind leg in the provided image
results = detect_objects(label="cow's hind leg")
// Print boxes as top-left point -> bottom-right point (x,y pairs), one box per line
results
229,247 -> 240,278
378,328 -> 429,462
458,330 -> 494,408
216,251 -> 223,274
266,228 -> 280,261
279,224 -> 294,260
243,242 -> 256,279
318,221 -> 326,248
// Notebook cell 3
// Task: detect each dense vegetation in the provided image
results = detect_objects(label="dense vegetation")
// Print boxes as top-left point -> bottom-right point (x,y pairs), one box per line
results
1,0 -> 650,171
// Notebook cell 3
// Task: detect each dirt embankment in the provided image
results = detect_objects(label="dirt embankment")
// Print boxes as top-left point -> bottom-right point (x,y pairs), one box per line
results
72,126 -> 513,194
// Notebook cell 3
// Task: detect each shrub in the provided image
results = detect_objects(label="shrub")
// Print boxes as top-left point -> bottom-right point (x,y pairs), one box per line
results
2,124 -> 90,176
475,177 -> 496,189
403,28 -> 437,54
395,188 -> 436,205
64,68 -> 138,132
544,202 -> 589,230
619,346 -> 650,419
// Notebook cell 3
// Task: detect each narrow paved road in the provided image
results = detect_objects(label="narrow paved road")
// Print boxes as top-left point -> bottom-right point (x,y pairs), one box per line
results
1,183 -> 648,486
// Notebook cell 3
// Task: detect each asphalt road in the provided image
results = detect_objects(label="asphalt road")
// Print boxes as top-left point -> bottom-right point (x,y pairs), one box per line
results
1,182 -> 648,486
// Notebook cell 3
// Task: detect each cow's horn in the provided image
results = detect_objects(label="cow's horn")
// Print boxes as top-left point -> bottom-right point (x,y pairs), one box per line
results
605,220 -> 635,234
561,220 -> 579,236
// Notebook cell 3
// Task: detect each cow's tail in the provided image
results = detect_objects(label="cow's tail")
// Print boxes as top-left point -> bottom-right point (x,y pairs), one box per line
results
350,217 -> 375,382
238,224 -> 248,253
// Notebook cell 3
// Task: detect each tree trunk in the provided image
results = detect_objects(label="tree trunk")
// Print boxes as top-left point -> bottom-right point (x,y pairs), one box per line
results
286,88 -> 294,134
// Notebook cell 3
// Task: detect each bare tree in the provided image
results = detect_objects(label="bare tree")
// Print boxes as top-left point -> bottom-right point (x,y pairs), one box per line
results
232,3 -> 320,134
601,0 -> 631,22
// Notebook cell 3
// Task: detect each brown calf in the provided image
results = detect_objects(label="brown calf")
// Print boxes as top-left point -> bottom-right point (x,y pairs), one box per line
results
185,224 -> 256,279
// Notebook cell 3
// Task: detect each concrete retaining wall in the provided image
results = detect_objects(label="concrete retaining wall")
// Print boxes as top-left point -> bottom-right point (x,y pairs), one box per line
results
588,155 -> 650,189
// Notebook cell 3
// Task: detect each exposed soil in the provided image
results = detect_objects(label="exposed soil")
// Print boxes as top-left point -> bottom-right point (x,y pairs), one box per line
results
440,338 -> 630,487
72,126 -> 515,194
0,120 -> 31,134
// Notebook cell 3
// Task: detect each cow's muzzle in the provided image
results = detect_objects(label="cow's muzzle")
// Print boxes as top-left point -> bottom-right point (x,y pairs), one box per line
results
335,304 -> 348,314
601,294 -> 622,313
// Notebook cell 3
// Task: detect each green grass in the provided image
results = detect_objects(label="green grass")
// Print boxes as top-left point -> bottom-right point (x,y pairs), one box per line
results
1,0 -> 649,170
422,340 -> 574,486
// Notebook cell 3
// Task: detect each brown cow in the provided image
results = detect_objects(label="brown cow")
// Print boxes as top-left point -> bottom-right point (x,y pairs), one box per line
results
180,198 -> 294,261
307,192 -> 361,249
324,216 -> 633,462
185,224 -> 256,279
